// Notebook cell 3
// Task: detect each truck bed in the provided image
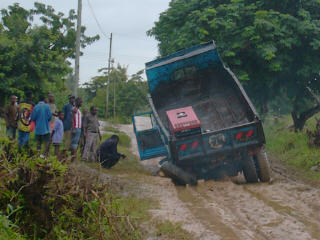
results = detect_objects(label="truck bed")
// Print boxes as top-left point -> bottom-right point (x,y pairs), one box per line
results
152,67 -> 252,133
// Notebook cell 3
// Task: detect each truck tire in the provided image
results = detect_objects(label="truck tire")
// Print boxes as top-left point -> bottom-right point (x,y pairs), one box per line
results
254,147 -> 271,182
242,156 -> 259,183
160,161 -> 197,186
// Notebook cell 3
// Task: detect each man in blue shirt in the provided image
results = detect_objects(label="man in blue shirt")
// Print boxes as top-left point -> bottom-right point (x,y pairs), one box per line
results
31,95 -> 52,156
63,94 -> 75,151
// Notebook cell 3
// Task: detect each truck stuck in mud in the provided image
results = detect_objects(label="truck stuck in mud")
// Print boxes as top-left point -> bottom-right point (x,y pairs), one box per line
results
132,41 -> 270,185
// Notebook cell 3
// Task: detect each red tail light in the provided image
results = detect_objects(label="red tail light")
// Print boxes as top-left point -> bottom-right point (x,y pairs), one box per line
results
235,132 -> 243,140
179,144 -> 187,151
246,130 -> 254,138
191,140 -> 200,148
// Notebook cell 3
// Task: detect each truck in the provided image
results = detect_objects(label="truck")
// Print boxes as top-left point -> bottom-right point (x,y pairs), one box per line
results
132,41 -> 270,185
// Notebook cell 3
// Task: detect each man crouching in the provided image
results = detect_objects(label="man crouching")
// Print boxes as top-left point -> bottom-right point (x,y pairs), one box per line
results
97,135 -> 126,168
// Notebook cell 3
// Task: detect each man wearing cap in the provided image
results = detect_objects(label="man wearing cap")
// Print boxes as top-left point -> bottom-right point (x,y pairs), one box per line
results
82,106 -> 101,162
63,94 -> 75,150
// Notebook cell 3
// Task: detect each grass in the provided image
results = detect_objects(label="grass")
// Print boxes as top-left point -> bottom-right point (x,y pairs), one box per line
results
0,118 -> 6,136
104,125 -> 121,133
154,220 -> 195,240
264,114 -> 320,181
0,214 -> 27,240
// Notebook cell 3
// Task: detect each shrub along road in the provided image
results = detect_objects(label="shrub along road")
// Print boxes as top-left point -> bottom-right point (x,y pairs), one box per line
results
101,119 -> 320,240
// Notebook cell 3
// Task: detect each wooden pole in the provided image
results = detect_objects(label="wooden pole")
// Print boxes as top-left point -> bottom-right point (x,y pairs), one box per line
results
74,0 -> 82,96
105,33 -> 113,119
113,60 -> 116,119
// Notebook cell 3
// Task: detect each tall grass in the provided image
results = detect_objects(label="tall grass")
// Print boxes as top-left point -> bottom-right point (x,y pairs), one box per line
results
264,114 -> 320,179
0,118 -> 6,136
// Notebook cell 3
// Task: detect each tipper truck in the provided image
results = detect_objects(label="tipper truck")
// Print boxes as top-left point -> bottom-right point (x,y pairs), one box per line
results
132,41 -> 270,185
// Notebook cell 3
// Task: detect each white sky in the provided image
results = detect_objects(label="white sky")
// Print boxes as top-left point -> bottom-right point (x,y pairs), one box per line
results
0,0 -> 170,84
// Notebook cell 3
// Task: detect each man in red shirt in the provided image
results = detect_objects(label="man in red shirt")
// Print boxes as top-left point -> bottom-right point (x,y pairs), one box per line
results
71,97 -> 82,160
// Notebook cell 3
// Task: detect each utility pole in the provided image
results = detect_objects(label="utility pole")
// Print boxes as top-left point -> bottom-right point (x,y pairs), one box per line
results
105,33 -> 113,119
113,60 -> 116,119
74,0 -> 82,97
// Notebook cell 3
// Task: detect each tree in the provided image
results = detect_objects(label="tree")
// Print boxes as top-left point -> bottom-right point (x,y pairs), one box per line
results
0,3 -> 99,106
81,65 -> 149,122
148,0 -> 320,130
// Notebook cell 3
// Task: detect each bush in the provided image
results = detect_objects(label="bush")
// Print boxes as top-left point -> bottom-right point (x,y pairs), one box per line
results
0,138 -> 141,239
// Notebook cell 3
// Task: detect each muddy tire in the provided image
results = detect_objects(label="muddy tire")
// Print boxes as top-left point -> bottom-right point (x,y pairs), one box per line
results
242,156 -> 259,183
254,147 -> 271,182
160,161 -> 197,186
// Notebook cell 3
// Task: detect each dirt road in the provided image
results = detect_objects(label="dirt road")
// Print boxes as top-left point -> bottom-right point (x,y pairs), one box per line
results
109,121 -> 320,240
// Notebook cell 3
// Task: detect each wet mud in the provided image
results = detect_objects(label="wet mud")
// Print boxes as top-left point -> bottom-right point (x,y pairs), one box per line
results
107,121 -> 320,240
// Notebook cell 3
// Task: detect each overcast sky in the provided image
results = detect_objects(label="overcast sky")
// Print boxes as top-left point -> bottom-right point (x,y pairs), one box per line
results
0,0 -> 170,84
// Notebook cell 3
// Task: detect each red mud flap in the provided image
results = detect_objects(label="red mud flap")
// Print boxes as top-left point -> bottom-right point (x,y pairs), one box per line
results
160,161 -> 197,186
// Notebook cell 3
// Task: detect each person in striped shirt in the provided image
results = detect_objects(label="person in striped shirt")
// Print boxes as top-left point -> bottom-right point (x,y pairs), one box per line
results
70,97 -> 83,160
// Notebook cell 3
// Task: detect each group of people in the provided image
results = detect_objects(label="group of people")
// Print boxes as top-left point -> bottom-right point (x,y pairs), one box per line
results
3,92 -> 126,168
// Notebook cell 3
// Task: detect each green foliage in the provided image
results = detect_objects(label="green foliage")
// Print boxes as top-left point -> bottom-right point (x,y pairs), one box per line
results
155,220 -> 194,240
265,115 -> 320,179
148,0 -> 320,116
0,3 -> 99,106
0,118 -> 5,136
81,66 -> 149,123
0,213 -> 26,240
0,138 -> 143,239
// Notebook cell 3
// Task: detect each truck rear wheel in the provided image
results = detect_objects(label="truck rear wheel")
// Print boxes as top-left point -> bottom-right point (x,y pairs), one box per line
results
242,156 -> 259,183
254,147 -> 271,182
160,161 -> 197,186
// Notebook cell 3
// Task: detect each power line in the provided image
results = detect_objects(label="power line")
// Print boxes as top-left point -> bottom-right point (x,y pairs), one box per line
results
86,0 -> 108,38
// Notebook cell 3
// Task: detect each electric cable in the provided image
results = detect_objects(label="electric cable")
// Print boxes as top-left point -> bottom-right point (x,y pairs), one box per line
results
86,0 -> 108,38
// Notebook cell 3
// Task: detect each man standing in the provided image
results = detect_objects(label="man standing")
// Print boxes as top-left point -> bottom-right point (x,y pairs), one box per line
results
63,95 -> 75,151
31,95 -> 52,156
80,108 -> 88,155
82,106 -> 101,162
97,135 -> 126,168
70,97 -> 82,159
48,93 -> 58,131
18,91 -> 35,148
4,95 -> 18,140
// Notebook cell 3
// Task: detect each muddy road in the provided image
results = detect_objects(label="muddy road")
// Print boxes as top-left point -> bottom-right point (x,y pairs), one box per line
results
107,120 -> 320,240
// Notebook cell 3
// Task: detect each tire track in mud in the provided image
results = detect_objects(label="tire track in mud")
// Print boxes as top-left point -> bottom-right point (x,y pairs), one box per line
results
176,179 -> 320,240
113,121 -> 320,240
176,185 -> 267,240
242,186 -> 320,239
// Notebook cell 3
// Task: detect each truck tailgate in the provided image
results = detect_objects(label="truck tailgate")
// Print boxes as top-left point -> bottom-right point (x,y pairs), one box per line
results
174,121 -> 263,161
